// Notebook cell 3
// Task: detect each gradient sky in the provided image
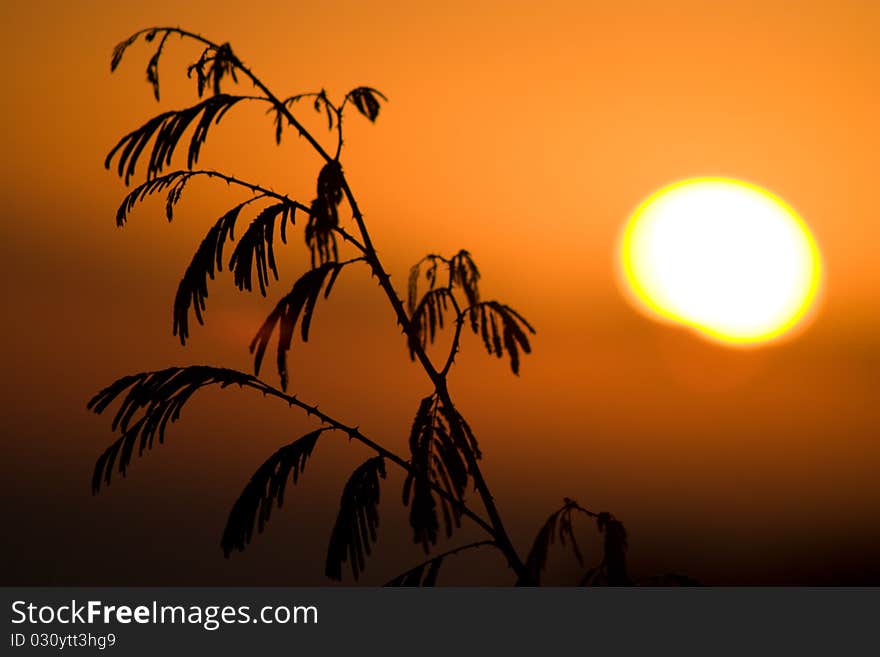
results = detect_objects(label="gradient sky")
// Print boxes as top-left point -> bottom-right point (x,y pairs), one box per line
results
2,0 -> 878,585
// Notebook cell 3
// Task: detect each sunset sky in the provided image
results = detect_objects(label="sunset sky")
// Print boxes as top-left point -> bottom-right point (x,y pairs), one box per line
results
2,0 -> 878,584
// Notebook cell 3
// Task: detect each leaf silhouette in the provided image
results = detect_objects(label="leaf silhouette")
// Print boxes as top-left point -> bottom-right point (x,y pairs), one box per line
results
250,260 -> 357,390
402,395 -> 478,551
110,31 -> 141,72
173,199 -> 260,345
407,250 -> 479,316
524,498 -> 592,585
88,367 -> 253,493
229,202 -> 294,295
306,162 -> 344,266
449,250 -> 480,307
468,301 -> 536,374
406,250 -> 485,358
105,94 -> 247,185
325,456 -> 386,581
116,171 -> 196,226
187,43 -> 239,98
524,501 -> 630,586
408,288 -> 453,358
345,87 -> 387,122
145,31 -> 172,101
221,428 -> 325,556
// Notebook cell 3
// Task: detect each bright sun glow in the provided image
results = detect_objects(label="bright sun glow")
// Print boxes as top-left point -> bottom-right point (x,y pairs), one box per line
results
619,178 -> 822,346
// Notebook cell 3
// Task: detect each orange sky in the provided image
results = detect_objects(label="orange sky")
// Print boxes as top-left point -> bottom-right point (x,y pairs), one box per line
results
2,0 -> 878,584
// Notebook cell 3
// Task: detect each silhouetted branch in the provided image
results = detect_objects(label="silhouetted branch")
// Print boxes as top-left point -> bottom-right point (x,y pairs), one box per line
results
102,26 -> 540,584
88,367 -> 254,493
89,366 -> 496,538
385,540 -> 496,587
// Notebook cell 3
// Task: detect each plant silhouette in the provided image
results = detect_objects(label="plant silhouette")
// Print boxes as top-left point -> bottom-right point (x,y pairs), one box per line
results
90,27 -> 685,586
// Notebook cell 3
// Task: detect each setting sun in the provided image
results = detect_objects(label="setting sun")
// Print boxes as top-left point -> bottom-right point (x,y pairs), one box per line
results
619,178 -> 822,345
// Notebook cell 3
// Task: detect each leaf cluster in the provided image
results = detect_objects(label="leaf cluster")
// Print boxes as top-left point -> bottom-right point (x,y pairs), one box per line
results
403,395 -> 480,551
115,170 -> 196,225
188,43 -> 239,98
524,499 -> 630,586
407,250 -> 535,374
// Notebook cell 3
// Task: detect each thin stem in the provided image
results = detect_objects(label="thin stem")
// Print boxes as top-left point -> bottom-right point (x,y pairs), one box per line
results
441,295 -> 466,377
383,539 -> 497,585
334,107 -> 344,160
144,169 -> 367,252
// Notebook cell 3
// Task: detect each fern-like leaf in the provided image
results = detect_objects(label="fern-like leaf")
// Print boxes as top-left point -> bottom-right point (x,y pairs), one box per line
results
173,199 -> 259,344
406,250 -> 483,358
408,289 -> 453,359
187,43 -> 239,98
523,498 -> 593,585
105,94 -> 246,185
450,250 -> 480,307
221,428 -> 325,556
229,203 -> 294,296
116,171 -> 197,226
250,260 -> 355,390
402,395 -> 477,551
305,162 -> 344,267
325,456 -> 386,581
524,500 -> 629,586
88,367 -> 254,493
110,32 -> 140,72
345,87 -> 387,123
468,301 -> 535,374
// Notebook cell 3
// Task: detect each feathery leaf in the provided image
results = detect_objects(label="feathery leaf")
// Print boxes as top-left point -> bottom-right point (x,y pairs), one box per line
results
105,94 -> 246,185
187,43 -> 239,97
229,202 -> 294,296
88,366 -> 254,493
345,87 -> 387,122
524,498 -> 592,585
305,162 -> 344,267
325,456 -> 386,581
402,395 -> 476,551
468,301 -> 535,374
173,199 -> 259,344
221,428 -> 325,556
250,260 -> 356,390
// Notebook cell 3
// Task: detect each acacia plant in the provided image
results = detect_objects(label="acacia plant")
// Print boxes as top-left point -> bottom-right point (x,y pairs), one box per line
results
90,26 -> 631,586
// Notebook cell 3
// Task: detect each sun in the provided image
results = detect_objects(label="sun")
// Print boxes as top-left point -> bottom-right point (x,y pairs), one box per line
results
619,178 -> 822,346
